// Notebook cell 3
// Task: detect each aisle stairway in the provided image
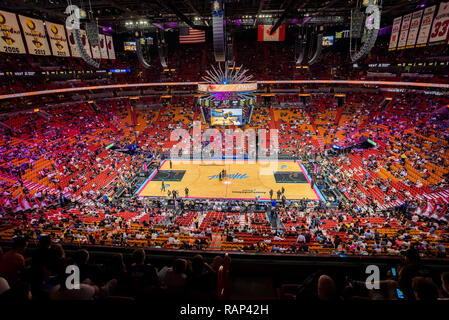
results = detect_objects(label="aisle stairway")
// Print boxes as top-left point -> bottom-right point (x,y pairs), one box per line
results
239,214 -> 247,230
209,233 -> 223,250
335,107 -> 343,125
269,107 -> 278,130
315,135 -> 325,150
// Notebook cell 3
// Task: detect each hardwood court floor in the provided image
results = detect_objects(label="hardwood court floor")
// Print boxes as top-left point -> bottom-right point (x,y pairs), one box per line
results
136,160 -> 320,201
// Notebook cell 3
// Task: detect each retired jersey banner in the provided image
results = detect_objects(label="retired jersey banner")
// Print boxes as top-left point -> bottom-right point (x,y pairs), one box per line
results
406,10 -> 423,48
79,29 -> 92,57
66,28 -> 80,57
106,35 -> 115,59
0,10 -> 27,54
99,34 -> 108,59
388,16 -> 402,51
18,15 -> 51,55
66,28 -> 91,58
416,5 -> 436,46
91,43 -> 101,59
397,13 -> 412,49
257,24 -> 286,41
429,2 -> 449,44
45,21 -> 70,57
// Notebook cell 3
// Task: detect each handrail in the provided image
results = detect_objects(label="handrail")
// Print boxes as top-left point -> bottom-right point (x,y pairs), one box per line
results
1,79 -> 448,100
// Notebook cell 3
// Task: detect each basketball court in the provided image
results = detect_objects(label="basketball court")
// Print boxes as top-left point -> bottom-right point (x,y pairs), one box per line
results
136,159 -> 324,201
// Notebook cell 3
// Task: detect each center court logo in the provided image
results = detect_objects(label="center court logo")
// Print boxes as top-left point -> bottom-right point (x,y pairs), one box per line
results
208,173 -> 248,180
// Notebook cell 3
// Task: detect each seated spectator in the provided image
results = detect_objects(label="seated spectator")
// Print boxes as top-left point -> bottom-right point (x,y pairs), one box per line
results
103,253 -> 132,297
317,275 -> 339,301
0,279 -> 32,301
439,272 -> 449,300
0,237 -> 27,285
129,249 -> 160,295
412,276 -> 438,301
49,260 -> 99,300
398,248 -> 429,300
159,259 -> 188,296
72,249 -> 101,285
187,255 -> 217,299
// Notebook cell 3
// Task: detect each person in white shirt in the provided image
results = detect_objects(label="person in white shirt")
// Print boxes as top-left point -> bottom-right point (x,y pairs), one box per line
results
296,233 -> 306,243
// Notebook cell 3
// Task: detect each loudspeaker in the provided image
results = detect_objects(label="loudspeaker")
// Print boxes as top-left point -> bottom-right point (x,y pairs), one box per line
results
157,30 -> 168,68
308,33 -> 322,65
85,20 -> 100,47
351,5 -> 380,63
212,0 -> 225,62
350,9 -> 365,39
73,28 -> 100,67
295,39 -> 305,65
136,38 -> 151,69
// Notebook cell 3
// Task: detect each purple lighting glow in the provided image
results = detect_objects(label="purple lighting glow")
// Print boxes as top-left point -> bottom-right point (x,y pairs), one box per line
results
212,92 -> 234,100
301,17 -> 312,25
378,25 -> 392,36
154,23 -> 165,30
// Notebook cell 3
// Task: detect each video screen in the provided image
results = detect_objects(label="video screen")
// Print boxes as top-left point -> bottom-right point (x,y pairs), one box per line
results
211,108 -> 243,126
322,36 -> 334,46
124,41 -> 136,51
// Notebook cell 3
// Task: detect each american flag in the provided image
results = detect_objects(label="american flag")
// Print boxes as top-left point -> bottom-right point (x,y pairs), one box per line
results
179,27 -> 206,44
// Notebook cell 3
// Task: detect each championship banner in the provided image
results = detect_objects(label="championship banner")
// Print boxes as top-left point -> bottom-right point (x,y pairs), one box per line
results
257,24 -> 286,41
429,2 -> 449,44
66,28 -> 91,58
406,10 -> 423,48
18,15 -> 51,56
388,16 -> 402,51
45,21 -> 70,57
397,13 -> 412,49
99,34 -> 108,59
416,5 -> 436,46
0,11 -> 27,54
106,35 -> 115,60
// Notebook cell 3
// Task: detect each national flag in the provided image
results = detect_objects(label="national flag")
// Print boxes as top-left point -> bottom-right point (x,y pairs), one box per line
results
179,27 -> 206,44
257,24 -> 286,41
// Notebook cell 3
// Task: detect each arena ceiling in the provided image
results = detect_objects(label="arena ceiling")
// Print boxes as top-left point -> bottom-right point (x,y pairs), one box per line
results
1,0 -> 436,31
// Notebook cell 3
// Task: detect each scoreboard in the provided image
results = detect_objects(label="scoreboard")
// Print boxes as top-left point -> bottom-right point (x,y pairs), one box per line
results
197,97 -> 256,108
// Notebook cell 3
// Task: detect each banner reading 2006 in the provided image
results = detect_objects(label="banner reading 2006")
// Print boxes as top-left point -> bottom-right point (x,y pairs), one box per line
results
18,15 -> 51,55
0,10 -> 26,54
